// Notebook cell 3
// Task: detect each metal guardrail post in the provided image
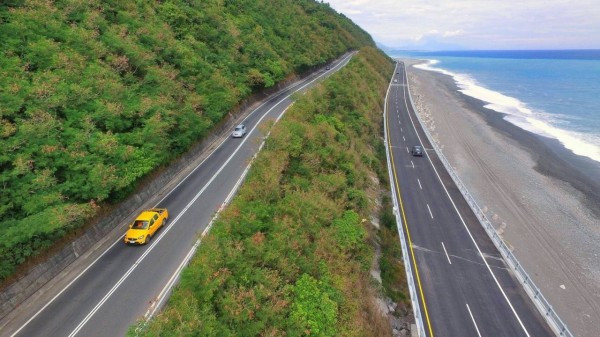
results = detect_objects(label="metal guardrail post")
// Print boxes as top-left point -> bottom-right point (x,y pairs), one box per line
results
400,59 -> 574,337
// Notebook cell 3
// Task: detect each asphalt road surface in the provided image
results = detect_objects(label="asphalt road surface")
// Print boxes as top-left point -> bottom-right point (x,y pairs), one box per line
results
4,53 -> 354,337
386,62 -> 554,337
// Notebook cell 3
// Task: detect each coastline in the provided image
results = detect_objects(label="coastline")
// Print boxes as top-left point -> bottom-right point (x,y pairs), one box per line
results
461,90 -> 600,219
403,58 -> 600,337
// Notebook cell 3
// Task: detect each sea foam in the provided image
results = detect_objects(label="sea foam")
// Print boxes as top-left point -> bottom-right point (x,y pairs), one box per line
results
414,60 -> 600,163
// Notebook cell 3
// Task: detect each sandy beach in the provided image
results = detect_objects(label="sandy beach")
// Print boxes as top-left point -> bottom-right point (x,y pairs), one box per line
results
404,59 -> 600,337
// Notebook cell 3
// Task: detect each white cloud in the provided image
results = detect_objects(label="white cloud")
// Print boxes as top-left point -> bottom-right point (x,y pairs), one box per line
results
326,0 -> 600,49
443,30 -> 462,38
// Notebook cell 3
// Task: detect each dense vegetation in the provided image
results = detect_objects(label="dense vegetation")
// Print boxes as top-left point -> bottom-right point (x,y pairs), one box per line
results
132,47 -> 401,337
0,0 -> 374,280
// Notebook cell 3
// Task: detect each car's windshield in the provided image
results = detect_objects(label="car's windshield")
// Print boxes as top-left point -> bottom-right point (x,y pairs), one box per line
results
131,220 -> 149,229
235,126 -> 243,131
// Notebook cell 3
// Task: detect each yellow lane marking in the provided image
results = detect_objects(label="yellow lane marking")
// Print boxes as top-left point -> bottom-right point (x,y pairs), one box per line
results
386,85 -> 435,337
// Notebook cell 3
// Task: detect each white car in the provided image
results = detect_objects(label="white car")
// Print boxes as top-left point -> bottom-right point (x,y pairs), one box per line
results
232,124 -> 246,138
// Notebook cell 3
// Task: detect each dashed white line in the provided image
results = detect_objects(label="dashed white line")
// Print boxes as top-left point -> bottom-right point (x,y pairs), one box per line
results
411,160 -> 415,168
417,178 -> 422,190
427,204 -> 433,219
403,136 -> 406,142
467,304 -> 483,337
398,63 -> 531,336
406,147 -> 409,153
441,242 -> 452,264
400,127 -> 403,132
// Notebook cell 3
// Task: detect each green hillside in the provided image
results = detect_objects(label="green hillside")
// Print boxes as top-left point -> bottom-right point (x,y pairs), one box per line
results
0,0 -> 374,280
132,46 -> 400,337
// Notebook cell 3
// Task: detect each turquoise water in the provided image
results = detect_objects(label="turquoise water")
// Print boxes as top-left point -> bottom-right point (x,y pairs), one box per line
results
387,50 -> 600,163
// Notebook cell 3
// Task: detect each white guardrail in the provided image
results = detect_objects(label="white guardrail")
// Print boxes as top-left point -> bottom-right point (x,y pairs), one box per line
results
398,60 -> 574,337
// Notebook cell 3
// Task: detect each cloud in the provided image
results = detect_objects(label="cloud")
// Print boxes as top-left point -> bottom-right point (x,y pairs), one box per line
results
326,0 -> 600,49
443,30 -> 462,38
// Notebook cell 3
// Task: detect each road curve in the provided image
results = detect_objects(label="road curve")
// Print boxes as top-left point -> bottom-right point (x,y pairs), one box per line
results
3,53 -> 354,337
386,62 -> 554,337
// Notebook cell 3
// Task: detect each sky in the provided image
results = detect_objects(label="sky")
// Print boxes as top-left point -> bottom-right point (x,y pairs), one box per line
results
325,0 -> 600,50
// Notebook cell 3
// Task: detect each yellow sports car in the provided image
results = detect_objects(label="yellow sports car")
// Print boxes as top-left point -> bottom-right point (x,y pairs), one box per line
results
124,208 -> 169,245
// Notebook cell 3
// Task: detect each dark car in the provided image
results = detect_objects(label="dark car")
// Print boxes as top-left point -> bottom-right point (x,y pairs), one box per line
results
411,145 -> 423,156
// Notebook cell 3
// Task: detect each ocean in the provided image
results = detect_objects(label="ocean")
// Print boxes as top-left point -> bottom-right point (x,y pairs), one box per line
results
386,50 -> 600,164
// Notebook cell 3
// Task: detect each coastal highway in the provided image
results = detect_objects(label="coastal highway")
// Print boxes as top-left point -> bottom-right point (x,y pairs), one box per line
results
2,53 -> 354,337
386,62 -> 554,336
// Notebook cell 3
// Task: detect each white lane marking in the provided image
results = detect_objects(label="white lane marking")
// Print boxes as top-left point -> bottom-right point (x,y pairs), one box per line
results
399,64 -> 531,336
466,304 -> 483,337
406,147 -> 409,153
417,178 -> 422,190
403,136 -> 406,142
441,242 -> 451,264
12,52 -> 355,337
400,127 -> 403,132
427,204 -> 434,219
8,236 -> 122,337
411,160 -> 415,168
145,234 -> 199,320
